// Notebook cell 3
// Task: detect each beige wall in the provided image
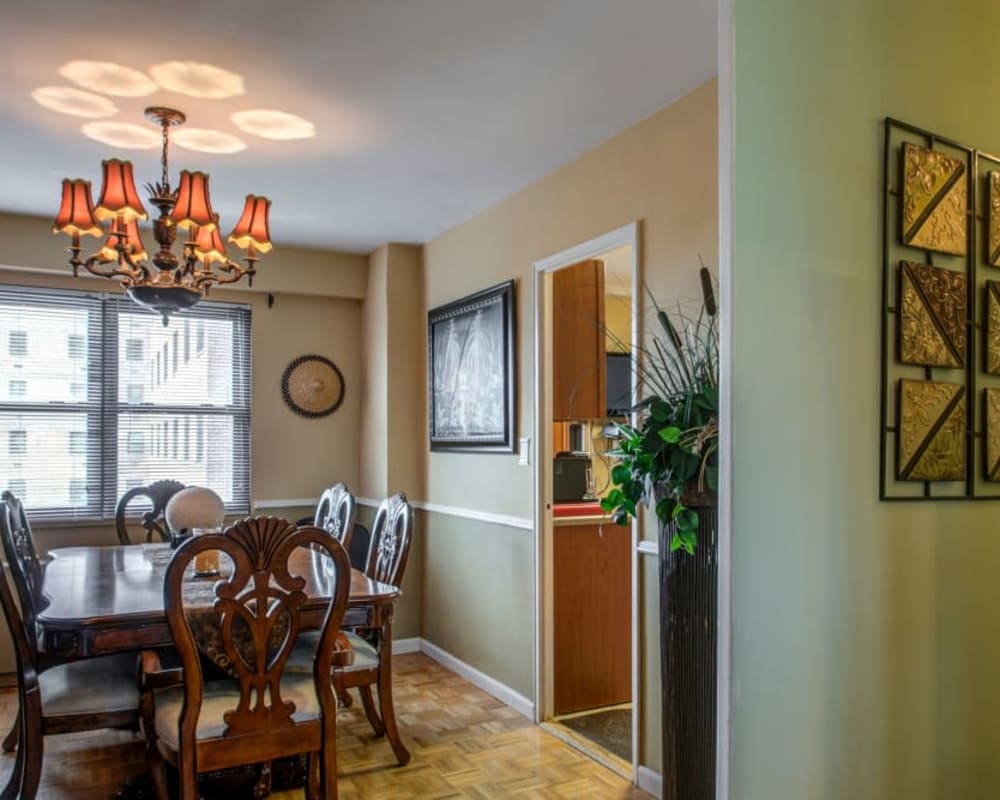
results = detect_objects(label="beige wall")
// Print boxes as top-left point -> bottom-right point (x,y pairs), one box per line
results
419,79 -> 718,772
732,0 -> 1000,796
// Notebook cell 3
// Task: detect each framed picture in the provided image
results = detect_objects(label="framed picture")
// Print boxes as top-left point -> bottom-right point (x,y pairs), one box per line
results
428,280 -> 516,452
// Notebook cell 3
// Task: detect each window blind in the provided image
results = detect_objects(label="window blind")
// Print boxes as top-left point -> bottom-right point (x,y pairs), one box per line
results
0,286 -> 251,522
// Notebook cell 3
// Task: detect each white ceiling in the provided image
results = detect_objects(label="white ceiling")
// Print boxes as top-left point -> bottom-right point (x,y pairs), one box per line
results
0,0 -> 716,253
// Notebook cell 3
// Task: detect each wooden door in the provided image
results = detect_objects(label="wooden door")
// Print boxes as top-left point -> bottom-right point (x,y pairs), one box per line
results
552,259 -> 606,420
553,522 -> 631,714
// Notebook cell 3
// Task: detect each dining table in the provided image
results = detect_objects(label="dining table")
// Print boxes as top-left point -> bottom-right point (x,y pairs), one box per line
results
34,542 -> 411,773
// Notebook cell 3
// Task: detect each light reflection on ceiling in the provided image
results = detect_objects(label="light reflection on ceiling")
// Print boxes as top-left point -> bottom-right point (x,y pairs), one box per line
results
230,109 -> 316,141
80,121 -> 160,149
148,61 -> 245,99
171,127 -> 247,154
59,60 -> 157,97
31,86 -> 117,118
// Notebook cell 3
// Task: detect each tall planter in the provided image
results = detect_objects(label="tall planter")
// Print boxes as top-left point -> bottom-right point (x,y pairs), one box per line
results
659,494 -> 718,800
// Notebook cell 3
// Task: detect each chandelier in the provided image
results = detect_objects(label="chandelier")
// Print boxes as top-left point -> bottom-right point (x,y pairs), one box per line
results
52,106 -> 272,323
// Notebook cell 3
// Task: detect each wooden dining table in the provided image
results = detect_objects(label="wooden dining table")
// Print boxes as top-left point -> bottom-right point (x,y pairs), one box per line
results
35,542 -> 411,768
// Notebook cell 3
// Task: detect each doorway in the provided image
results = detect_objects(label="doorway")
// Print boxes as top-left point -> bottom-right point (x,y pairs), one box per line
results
533,223 -> 639,779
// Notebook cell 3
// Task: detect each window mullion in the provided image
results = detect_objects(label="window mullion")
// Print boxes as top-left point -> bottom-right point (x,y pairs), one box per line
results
100,298 -> 119,518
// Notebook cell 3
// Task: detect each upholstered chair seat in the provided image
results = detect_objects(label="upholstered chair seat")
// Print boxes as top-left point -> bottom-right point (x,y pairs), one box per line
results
152,674 -> 325,751
39,653 -> 139,717
288,630 -> 377,675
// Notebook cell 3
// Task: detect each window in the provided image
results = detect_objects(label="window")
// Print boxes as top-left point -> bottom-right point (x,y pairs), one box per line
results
67,334 -> 84,359
173,331 -> 179,374
68,480 -> 88,504
8,380 -> 25,398
126,431 -> 145,455
8,479 -> 25,499
9,430 -> 26,455
0,287 -> 251,520
9,330 -> 26,356
196,322 -> 205,353
184,323 -> 191,363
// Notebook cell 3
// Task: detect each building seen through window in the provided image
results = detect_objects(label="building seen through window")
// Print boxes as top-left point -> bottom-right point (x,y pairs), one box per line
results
0,289 -> 250,519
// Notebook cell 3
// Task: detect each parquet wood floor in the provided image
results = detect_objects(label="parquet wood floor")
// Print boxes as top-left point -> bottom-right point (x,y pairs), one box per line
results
0,653 -> 652,799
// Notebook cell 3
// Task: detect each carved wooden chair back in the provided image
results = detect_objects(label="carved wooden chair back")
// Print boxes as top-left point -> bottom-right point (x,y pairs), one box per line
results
312,483 -> 356,551
1,496 -> 141,799
365,492 -> 413,587
115,480 -> 186,545
0,490 -> 47,636
162,516 -> 350,794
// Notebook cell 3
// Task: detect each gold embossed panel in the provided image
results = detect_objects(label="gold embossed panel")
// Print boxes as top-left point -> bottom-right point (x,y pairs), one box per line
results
989,172 -> 1000,266
898,260 -> 966,367
897,379 -> 965,481
901,142 -> 967,256
985,389 -> 1000,481
987,281 -> 1000,375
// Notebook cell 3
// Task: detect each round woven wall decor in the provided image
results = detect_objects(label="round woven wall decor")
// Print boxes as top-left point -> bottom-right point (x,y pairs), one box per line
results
281,355 -> 345,418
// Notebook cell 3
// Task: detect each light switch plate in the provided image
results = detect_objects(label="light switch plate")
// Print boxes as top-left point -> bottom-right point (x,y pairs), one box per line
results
518,437 -> 531,465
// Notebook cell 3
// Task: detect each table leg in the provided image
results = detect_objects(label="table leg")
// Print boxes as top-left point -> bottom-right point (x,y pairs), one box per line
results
377,611 -> 410,766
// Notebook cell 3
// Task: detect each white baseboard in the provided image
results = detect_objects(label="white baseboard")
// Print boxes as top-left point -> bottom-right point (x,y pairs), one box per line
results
637,766 -> 663,799
392,637 -> 421,655
418,638 -> 535,720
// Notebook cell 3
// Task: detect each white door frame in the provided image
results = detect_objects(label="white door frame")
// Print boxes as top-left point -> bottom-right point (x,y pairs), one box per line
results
532,221 -> 640,781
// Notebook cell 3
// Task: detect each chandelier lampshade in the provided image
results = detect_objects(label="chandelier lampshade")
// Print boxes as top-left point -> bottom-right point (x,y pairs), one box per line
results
99,218 -> 147,264
193,221 -> 228,266
52,106 -> 273,323
53,178 -> 103,239
94,159 -> 147,223
172,170 -> 216,231
229,195 -> 273,254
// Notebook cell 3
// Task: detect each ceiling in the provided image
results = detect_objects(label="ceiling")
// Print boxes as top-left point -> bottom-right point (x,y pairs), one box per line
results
0,0 -> 716,253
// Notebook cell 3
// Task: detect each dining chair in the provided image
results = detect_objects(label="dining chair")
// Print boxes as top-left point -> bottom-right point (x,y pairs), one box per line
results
115,479 -> 187,545
139,516 -> 353,800
0,491 -> 140,800
335,492 -> 413,764
311,483 -> 356,552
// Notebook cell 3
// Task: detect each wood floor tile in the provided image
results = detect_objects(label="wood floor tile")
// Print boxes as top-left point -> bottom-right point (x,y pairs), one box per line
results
0,653 -> 652,799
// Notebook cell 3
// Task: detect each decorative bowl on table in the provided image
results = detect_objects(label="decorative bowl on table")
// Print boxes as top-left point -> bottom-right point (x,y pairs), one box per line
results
164,486 -> 225,549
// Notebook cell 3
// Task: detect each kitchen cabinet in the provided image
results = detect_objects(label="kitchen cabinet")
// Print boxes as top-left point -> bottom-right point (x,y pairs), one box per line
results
552,259 -> 606,420
553,519 -> 631,714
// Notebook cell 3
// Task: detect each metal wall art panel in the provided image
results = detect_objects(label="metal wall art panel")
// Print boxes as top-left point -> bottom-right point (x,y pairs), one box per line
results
988,172 -> 1000,266
986,281 -> 1000,375
897,379 -> 966,481
898,260 -> 966,367
901,142 -> 968,256
985,388 -> 1000,481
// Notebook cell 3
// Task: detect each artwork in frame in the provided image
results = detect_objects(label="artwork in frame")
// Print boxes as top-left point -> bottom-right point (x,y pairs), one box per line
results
428,280 -> 516,452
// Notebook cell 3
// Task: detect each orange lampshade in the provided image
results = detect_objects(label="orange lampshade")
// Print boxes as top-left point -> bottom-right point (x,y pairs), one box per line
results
52,178 -> 103,238
98,218 -> 147,264
228,195 -> 272,253
192,221 -> 229,266
94,159 -> 147,224
172,171 -> 216,231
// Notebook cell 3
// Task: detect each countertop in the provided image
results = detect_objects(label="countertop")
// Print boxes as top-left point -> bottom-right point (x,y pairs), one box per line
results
552,501 -> 615,525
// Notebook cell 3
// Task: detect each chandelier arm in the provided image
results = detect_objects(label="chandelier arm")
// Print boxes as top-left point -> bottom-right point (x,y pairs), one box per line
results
116,244 -> 152,283
193,259 -> 256,289
80,254 -> 143,286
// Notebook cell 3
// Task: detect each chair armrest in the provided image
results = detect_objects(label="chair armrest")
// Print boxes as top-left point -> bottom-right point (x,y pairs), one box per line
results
332,631 -> 355,668
138,650 -> 184,690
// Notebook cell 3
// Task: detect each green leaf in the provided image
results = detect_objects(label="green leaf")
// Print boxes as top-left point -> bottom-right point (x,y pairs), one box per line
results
706,465 -> 718,491
669,532 -> 683,551
658,426 -> 681,444
676,508 -> 699,531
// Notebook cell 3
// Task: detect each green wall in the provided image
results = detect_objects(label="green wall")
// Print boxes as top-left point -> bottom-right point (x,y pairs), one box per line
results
733,0 -> 1000,796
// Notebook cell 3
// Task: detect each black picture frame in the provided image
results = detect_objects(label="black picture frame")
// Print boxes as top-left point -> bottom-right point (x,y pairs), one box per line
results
428,280 -> 516,452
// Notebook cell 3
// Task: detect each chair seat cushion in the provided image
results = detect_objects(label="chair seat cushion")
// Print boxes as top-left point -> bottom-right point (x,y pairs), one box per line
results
154,674 -> 323,751
287,630 -> 378,674
40,653 -> 139,716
